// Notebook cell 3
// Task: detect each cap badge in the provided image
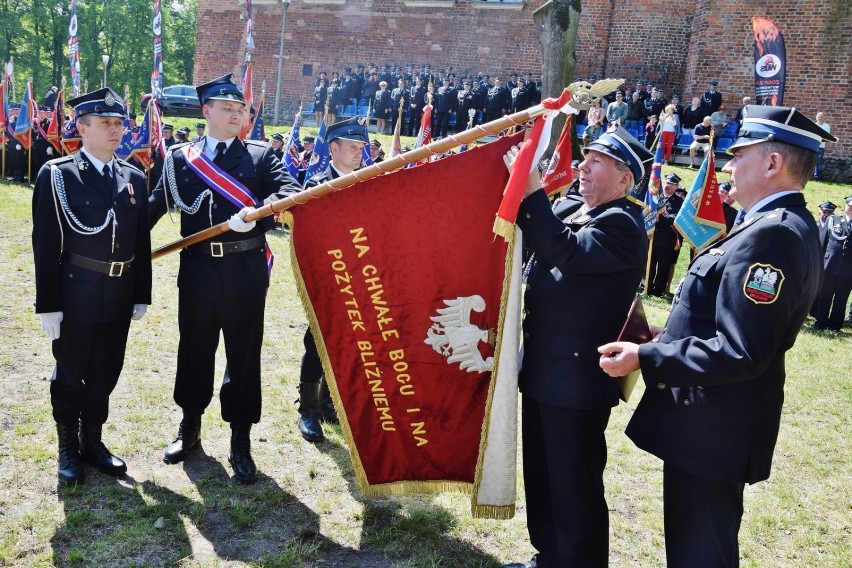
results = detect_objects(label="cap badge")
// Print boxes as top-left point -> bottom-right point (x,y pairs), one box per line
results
104,92 -> 116,107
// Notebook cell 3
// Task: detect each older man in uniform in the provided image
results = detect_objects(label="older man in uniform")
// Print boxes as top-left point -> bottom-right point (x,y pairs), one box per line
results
647,172 -> 684,296
600,106 -> 836,567
814,195 -> 852,331
149,74 -> 302,483
32,87 -> 151,485
270,132 -> 285,161
295,118 -> 366,442
504,127 -> 653,568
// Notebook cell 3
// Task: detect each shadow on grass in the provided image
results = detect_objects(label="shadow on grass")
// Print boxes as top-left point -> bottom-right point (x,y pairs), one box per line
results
50,445 -> 355,566
316,431 -> 503,568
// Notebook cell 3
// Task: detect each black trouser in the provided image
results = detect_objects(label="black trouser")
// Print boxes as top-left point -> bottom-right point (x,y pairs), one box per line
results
408,108 -> 422,137
50,319 -> 131,424
814,273 -> 852,331
663,463 -> 745,568
522,396 -> 611,568
174,289 -> 265,424
434,111 -> 451,138
300,328 -> 323,384
649,240 -> 678,295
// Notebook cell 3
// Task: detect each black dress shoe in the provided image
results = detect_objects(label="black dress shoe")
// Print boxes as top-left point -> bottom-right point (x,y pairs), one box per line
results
56,421 -> 84,485
229,423 -> 257,484
79,422 -> 127,476
163,413 -> 201,464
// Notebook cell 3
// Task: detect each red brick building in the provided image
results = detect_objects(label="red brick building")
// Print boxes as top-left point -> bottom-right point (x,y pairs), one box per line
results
195,0 -> 851,180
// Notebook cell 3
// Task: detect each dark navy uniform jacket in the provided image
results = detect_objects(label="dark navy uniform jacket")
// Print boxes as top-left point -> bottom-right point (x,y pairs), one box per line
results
628,192 -> 822,484
820,216 -> 852,278
148,137 -> 301,298
32,152 -> 152,323
516,191 -> 648,410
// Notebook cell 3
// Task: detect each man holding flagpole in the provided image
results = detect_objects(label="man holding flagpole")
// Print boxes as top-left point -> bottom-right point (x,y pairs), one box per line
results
149,74 -> 302,484
296,117 -> 366,443
504,126 -> 652,568
600,106 -> 836,567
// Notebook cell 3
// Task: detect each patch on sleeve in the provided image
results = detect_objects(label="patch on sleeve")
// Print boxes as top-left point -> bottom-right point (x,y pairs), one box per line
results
743,263 -> 785,304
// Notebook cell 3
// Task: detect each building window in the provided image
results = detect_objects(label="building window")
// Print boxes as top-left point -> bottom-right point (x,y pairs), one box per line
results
473,0 -> 525,9
303,64 -> 313,77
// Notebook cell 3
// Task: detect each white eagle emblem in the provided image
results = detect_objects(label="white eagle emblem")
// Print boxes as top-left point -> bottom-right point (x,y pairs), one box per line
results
424,295 -> 494,374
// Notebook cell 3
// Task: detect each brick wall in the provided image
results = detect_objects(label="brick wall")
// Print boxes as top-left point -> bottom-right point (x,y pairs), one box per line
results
195,0 -> 851,180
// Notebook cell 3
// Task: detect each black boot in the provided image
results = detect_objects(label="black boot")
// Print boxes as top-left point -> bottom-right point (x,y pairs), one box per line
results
79,421 -> 127,477
56,421 -> 84,485
163,413 -> 201,464
318,377 -> 339,424
229,423 -> 257,484
298,382 -> 324,442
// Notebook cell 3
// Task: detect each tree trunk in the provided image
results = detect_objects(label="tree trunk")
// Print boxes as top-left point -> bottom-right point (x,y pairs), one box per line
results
533,0 -> 581,157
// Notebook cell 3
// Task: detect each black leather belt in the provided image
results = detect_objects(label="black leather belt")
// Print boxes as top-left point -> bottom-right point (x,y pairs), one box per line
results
64,251 -> 135,277
188,235 -> 266,257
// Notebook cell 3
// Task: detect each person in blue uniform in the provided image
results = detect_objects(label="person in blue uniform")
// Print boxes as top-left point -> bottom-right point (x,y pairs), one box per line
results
149,74 -> 302,484
647,172 -> 684,296
599,106 -> 836,568
32,87 -> 152,485
814,195 -> 852,331
505,127 -> 653,568
296,117 -> 366,442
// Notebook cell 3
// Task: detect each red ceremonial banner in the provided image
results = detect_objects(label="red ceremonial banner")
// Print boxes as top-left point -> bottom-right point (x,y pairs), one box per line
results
291,131 -> 524,517
540,117 -> 573,196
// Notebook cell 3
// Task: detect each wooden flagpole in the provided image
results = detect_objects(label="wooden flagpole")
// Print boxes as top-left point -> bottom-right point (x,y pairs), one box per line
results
152,99 -> 556,260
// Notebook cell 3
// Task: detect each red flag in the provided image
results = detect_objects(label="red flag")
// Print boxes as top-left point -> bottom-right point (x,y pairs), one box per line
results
239,59 -> 253,140
13,80 -> 35,149
540,117 -> 573,196
45,90 -> 64,153
291,131 -> 525,517
694,149 -> 726,231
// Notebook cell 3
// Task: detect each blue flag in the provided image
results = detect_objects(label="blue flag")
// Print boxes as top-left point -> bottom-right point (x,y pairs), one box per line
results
361,120 -> 373,166
674,153 -> 725,252
642,184 -> 661,236
249,93 -> 265,141
115,99 -> 135,160
303,118 -> 330,185
284,110 -> 302,180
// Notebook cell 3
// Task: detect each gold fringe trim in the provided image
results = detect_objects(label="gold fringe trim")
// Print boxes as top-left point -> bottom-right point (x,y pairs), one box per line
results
471,503 -> 516,520
360,479 -> 473,498
469,226 -> 518,519
492,216 -> 516,242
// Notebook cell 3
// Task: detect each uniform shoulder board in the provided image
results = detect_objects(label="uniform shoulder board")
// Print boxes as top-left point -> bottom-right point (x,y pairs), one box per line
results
244,139 -> 270,149
46,155 -> 75,167
117,158 -> 144,175
168,141 -> 192,154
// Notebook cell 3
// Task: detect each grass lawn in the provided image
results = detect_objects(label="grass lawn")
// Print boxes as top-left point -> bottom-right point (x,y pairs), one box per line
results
0,159 -> 849,567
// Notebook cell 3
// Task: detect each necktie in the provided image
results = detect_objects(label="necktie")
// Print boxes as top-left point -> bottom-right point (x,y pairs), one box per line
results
102,164 -> 111,179
214,141 -> 227,164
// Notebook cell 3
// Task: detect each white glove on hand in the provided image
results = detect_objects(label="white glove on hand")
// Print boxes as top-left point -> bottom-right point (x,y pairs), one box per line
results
40,311 -> 63,340
46,147 -> 53,156
227,206 -> 256,233
131,304 -> 148,321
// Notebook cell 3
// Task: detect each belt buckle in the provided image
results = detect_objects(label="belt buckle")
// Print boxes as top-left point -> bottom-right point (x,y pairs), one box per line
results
210,242 -> 224,257
108,261 -> 125,277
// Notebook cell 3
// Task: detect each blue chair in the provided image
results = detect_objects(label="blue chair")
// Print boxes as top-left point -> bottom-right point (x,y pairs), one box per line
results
721,123 -> 738,138
343,104 -> 356,116
305,103 -> 315,113
715,137 -> 734,153
675,133 -> 694,154
576,124 -> 586,138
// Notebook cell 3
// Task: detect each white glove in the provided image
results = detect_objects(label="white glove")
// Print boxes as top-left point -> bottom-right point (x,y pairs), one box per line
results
40,311 -> 63,340
131,304 -> 148,321
15,144 -> 21,151
46,147 -> 53,156
227,206 -> 256,233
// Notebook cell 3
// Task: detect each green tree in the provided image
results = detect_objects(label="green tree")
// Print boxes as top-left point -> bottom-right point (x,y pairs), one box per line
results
0,0 -> 196,112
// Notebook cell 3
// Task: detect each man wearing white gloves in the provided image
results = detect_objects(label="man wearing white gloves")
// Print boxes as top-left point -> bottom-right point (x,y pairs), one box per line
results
32,87 -> 152,485
149,74 -> 301,483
